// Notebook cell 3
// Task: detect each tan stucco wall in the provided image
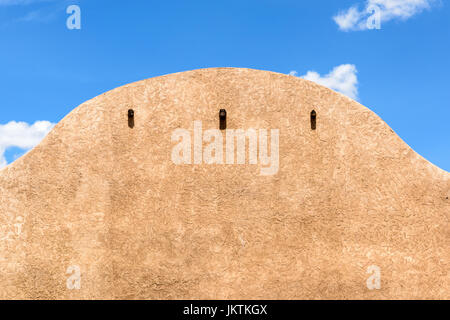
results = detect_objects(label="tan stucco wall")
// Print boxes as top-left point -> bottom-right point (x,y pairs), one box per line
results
0,68 -> 448,299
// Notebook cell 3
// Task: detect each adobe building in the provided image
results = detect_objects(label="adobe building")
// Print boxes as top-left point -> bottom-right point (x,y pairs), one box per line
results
0,68 -> 448,299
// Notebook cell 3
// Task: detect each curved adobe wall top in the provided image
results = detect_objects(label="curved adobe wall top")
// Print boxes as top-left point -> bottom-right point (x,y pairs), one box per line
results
0,68 -> 448,299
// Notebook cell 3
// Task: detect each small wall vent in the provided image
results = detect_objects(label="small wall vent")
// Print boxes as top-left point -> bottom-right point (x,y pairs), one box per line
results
219,109 -> 227,130
310,110 -> 316,130
128,109 -> 134,128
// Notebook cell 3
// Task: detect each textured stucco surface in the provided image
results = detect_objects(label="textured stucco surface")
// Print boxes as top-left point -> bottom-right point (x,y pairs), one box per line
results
0,68 -> 448,299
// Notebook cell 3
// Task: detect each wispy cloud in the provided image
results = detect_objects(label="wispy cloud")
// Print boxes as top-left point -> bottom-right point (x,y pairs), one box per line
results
289,64 -> 359,100
16,8 -> 51,22
334,0 -> 437,31
0,121 -> 55,169
0,0 -> 73,24
0,0 -> 54,6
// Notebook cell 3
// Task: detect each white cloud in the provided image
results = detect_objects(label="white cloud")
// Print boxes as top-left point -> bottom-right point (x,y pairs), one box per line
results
290,64 -> 359,100
334,0 -> 436,31
334,6 -> 363,31
0,121 -> 55,169
0,150 -> 7,168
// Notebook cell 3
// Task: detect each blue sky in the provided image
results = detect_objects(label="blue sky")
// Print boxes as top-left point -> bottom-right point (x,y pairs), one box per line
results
0,0 -> 448,171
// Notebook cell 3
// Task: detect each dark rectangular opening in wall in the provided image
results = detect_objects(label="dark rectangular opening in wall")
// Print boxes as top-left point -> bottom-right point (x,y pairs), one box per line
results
219,109 -> 227,130
310,110 -> 316,130
128,109 -> 134,128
